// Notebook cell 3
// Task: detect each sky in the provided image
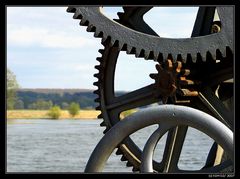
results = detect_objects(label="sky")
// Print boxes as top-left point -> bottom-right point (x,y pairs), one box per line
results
7,6 -> 198,91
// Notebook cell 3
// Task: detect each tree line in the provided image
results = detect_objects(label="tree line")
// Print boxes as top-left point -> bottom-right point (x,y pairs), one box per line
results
6,68 -> 96,110
7,68 -> 19,109
7,68 -> 126,111
15,90 -> 98,110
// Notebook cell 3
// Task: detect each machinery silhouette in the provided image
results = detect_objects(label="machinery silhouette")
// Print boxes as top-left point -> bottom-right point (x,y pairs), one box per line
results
67,6 -> 234,173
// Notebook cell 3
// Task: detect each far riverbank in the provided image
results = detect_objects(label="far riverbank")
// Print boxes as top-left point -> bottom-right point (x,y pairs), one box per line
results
7,110 -> 101,120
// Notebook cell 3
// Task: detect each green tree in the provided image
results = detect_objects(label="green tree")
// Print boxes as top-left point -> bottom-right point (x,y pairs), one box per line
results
68,102 -> 80,117
7,68 -> 19,109
47,105 -> 61,119
14,99 -> 24,109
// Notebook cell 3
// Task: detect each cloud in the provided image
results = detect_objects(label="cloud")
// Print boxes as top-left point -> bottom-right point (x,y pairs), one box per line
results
7,6 -> 99,49
7,25 -> 97,49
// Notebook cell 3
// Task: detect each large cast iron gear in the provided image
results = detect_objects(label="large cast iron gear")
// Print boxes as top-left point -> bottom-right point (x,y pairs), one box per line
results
67,6 -> 234,172
67,6 -> 233,62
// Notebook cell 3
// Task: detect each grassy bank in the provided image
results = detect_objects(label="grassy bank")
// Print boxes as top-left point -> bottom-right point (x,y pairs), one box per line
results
7,110 -> 101,120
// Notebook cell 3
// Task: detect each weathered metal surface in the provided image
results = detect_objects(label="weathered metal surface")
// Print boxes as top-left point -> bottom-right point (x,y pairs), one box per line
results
150,59 -> 198,104
67,6 -> 234,172
84,105 -> 233,173
67,6 -> 233,61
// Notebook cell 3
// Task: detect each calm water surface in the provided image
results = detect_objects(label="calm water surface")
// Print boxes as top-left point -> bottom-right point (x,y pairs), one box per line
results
7,119 -> 214,173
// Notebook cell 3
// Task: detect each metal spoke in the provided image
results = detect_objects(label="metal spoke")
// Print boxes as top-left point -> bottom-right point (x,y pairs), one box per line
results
141,124 -> 172,172
161,126 -> 188,172
198,87 -> 233,130
191,7 -> 216,37
84,105 -> 233,172
106,84 -> 159,113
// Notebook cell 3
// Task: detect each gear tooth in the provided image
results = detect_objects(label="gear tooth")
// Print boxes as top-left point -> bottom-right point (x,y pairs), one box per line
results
226,46 -> 233,58
80,18 -> 89,26
110,38 -> 116,46
132,167 -> 139,172
86,25 -> 91,32
153,53 -> 159,61
208,49 -> 216,60
95,105 -> 101,110
94,30 -> 103,38
93,90 -> 100,95
121,155 -> 127,161
93,73 -> 100,78
96,57 -> 102,62
67,6 -> 76,13
172,54 -> 178,63
135,49 -> 141,58
182,54 -> 188,63
103,128 -> 109,134
73,12 -> 82,19
118,41 -> 124,50
126,161 -> 133,167
162,53 -> 168,62
126,46 -> 132,54
149,73 -> 157,79
101,36 -> 111,45
115,148 -> 123,155
100,121 -> 105,126
94,98 -> 100,102
191,54 -> 197,63
98,49 -> 104,55
221,47 -> 227,58
117,12 -> 124,19
93,81 -> 100,87
94,65 -> 101,70
219,46 -> 226,57
144,51 -> 150,59
201,53 -> 206,62
97,113 -> 103,119
180,69 -> 191,76
86,24 -> 96,32
179,79 -> 194,86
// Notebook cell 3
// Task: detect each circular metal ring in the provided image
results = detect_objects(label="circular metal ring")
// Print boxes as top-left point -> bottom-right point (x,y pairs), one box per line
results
84,105 -> 233,173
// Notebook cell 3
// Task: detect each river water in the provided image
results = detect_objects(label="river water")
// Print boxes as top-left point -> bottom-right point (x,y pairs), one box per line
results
7,119 -> 214,173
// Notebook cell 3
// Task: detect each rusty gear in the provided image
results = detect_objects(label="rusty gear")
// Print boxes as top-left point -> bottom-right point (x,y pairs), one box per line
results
149,59 -> 199,104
